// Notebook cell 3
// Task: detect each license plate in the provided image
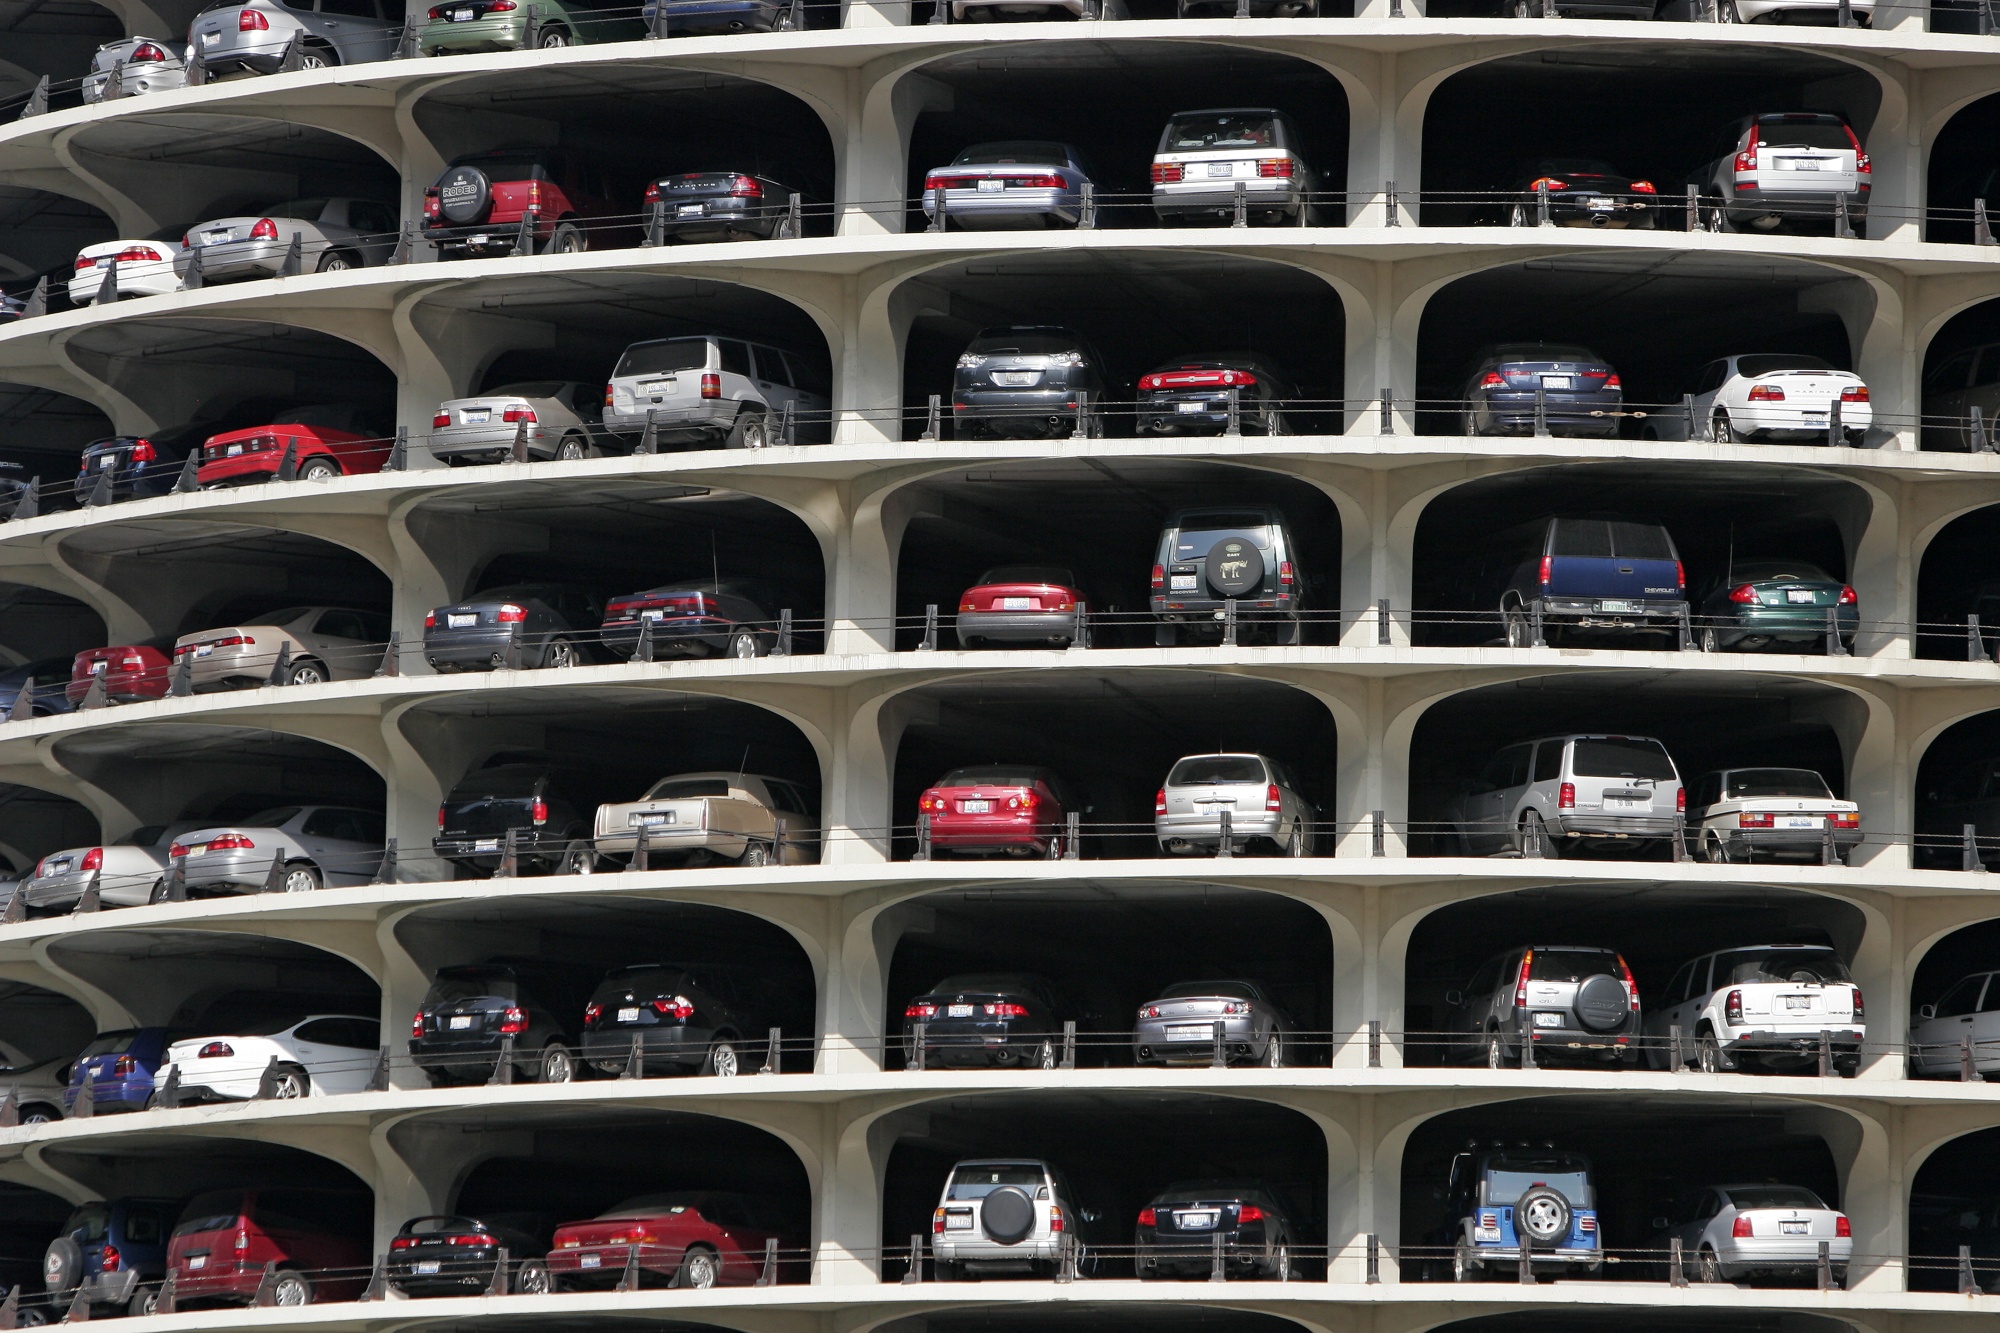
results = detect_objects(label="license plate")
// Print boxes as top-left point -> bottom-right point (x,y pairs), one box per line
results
46,859 -> 70,874
1541,375 -> 1572,390
1177,1210 -> 1219,1228
1533,1011 -> 1562,1027
1782,816 -> 1822,829
1207,162 -> 1234,178
1175,400 -> 1206,414
960,799 -> 991,813
993,371 -> 1037,386
1784,995 -> 1815,1010
187,1256 -> 206,1270
414,1261 -> 441,1275
1604,797 -> 1647,810
632,811 -> 674,826
449,1015 -> 473,1029
448,613 -> 476,628
201,29 -> 219,43
976,179 -> 1004,193
677,204 -> 705,217
451,5 -> 473,14
617,1007 -> 640,1022
89,661 -> 107,674
194,644 -> 213,657
948,1004 -> 974,1017
183,843 -> 208,856
464,409 -> 489,424
579,1254 -> 601,1269
1781,1221 -> 1808,1234
1786,590 -> 1816,603
1582,197 -> 1614,210
641,609 -> 666,621
471,838 -> 499,852
1598,599 -> 1636,613
225,444 -> 243,456
1787,160 -> 1823,171
204,230 -> 232,245
98,456 -> 115,469
1170,575 -> 1197,591
1165,1023 -> 1211,1040
1000,597 -> 1033,610
946,1214 -> 973,1230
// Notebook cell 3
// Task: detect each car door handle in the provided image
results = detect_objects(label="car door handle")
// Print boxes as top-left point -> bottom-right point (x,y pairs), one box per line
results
1963,1016 -> 1976,1022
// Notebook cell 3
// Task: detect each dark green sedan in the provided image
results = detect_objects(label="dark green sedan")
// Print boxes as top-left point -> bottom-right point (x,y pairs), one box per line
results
1696,560 -> 1857,654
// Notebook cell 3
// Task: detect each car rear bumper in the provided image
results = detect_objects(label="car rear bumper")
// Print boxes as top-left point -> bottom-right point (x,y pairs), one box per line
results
188,31 -> 293,73
424,223 -> 540,255
1137,1232 -> 1266,1270
926,812 -> 1050,851
1723,1027 -> 1863,1054
1730,184 -> 1868,216
647,0 -> 787,29
1153,181 -> 1303,217
657,197 -> 777,235
180,850 -> 285,893
931,1238 -> 1061,1263
1134,1014 -> 1257,1062
581,1026 -> 704,1070
1475,393 -> 1622,435
1547,813 -> 1679,838
955,610 -> 1077,644
1157,812 -> 1282,849
22,871 -> 98,913
1712,606 -> 1858,639
591,825 -> 746,857
1537,597 -> 1687,630
1465,1245 -> 1601,1267
65,1078 -> 150,1113
600,618 -> 734,658
424,627 -> 519,669
410,1037 -> 514,1079
196,455 -> 290,486
420,16 -> 527,50
169,1264 -> 263,1302
183,647 -> 274,688
1714,827 -> 1863,855
1717,1237 -> 1852,1270
428,424 -> 558,461
387,1253 -> 501,1294
80,1271 -> 143,1305
1727,405 -> 1874,437
906,1023 -> 1048,1066
177,238 -> 289,281
164,1060 -> 264,1101
925,189 -> 1077,230
602,401 -> 732,437
434,830 -> 569,866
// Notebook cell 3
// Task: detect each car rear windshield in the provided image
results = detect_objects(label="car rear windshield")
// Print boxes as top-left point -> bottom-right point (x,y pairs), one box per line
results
1532,160 -> 1618,177
78,1031 -> 137,1059
427,971 -> 516,1003
405,1217 -> 481,1236
594,967 -> 688,998
1713,949 -> 1850,985
1484,1158 -> 1592,1207
1570,738 -> 1677,780
455,157 -> 550,181
447,766 -> 542,800
643,778 -> 730,800
175,1193 -> 245,1237
1726,1186 -> 1826,1211
954,142 -> 1070,166
266,199 -> 330,222
1174,513 -> 1272,555
1168,755 -> 1266,786
937,766 -> 1042,788
978,566 -> 1074,586
601,1193 -> 704,1217
1756,117 -> 1853,150
238,807 -> 300,828
614,339 -> 709,377
947,1165 -> 1045,1199
1735,354 -> 1835,378
491,382 -> 566,400
934,974 -> 1035,995
65,1206 -> 110,1242
1493,344 -> 1599,364
1162,114 -> 1279,151
1722,768 -> 1833,800
1728,561 -> 1834,584
967,330 -> 1078,357
1158,981 -> 1259,1000
1550,519 -> 1675,561
1528,949 -> 1616,982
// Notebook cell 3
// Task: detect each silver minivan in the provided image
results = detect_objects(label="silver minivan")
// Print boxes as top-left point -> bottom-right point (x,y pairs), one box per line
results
602,335 -> 830,449
1155,752 -> 1312,857
1450,734 -> 1683,858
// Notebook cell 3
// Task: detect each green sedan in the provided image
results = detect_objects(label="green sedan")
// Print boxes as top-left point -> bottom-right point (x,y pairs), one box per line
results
420,0 -> 642,54
1696,559 -> 1858,654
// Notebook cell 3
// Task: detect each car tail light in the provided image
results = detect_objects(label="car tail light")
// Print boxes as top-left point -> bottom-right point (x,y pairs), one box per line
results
496,604 -> 527,623
436,805 -> 446,828
130,439 -> 156,462
1747,384 -> 1786,402
905,1001 -> 937,1019
1856,153 -> 1870,174
498,1005 -> 528,1035
985,1002 -> 1029,1018
1733,1215 -> 1754,1238
608,1228 -> 655,1246
502,405 -> 536,423
1151,564 -> 1165,591
424,192 -> 440,219
411,1011 -> 425,1038
1266,784 -> 1283,811
1528,177 -> 1569,192
1840,385 -> 1869,402
130,42 -> 168,61
168,843 -> 188,859
932,1209 -> 947,1234
1739,812 -> 1775,828
249,217 -> 278,240
1604,373 -> 1622,390
238,7 -> 268,26
1515,949 -> 1533,1007
652,996 -> 695,1019
700,373 -> 721,400
433,413 -> 451,428
198,1042 -> 234,1058
112,1056 -> 137,1077
1725,989 -> 1744,1025
114,246 -> 162,264
642,182 -> 663,204
391,1236 -> 420,1250
208,834 -> 255,851
1048,1206 -> 1063,1233
1734,142 -> 1758,172
424,611 -> 437,629
1481,371 -> 1506,389
1138,374 -> 1161,390
74,256 -> 97,272
919,791 -> 945,813
1155,787 -> 1167,815
1835,1215 -> 1851,1237
1140,1005 -> 1160,1018
1279,561 -> 1294,588
1009,175 -> 1068,189
1238,1204 -> 1264,1222
1558,782 -> 1575,809
1851,986 -> 1864,1018
79,847 -> 102,872
1631,180 -> 1656,194
1676,786 -> 1686,813
531,798 -> 548,826
1137,1208 -> 1156,1227
100,1245 -> 120,1272
1539,555 -> 1552,587
604,384 -> 615,407
1832,810 -> 1860,828
584,1003 -> 602,1024
1729,583 -> 1759,604
1006,791 -> 1039,811
1617,954 -> 1639,1010
1577,1216 -> 1596,1232
1151,163 -> 1184,184
1257,159 -> 1293,178
233,1231 -> 248,1252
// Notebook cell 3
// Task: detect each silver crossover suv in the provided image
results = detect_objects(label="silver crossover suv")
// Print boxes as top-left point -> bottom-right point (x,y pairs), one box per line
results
1450,734 -> 1683,858
188,0 -> 401,74
602,334 -> 829,449
1155,753 -> 1312,857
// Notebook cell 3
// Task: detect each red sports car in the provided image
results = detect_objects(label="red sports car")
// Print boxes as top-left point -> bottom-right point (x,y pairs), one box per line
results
915,765 -> 1078,858
195,419 -> 386,487
67,644 -> 171,704
533,1193 -> 789,1291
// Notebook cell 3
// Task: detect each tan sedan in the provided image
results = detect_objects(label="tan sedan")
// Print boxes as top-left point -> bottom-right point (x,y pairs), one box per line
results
590,772 -> 818,869
173,606 -> 390,690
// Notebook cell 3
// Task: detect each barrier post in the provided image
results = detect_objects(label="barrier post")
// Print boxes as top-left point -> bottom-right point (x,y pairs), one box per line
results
1961,1034 -> 1978,1082
1065,811 -> 1080,858
920,394 -> 941,441
1071,389 -> 1091,439
1069,601 -> 1088,651
497,825 -> 518,878
761,1026 -> 780,1075
1225,387 -> 1242,436
0,1091 -> 14,1128
1817,1029 -> 1833,1077
1517,1246 -> 1533,1284
1378,597 -> 1392,646
66,1287 -> 94,1323
1965,823 -> 1984,873
1384,181 -> 1398,227
1222,598 -> 1238,647
1518,1009 -> 1536,1069
367,1047 -> 390,1091
1211,1232 -> 1227,1282
929,185 -> 947,232
511,417 -> 530,463
4,679 -> 29,721
623,1033 -> 644,1079
17,74 -> 48,118
1211,1020 -> 1227,1068
1061,1020 -> 1076,1068
913,813 -> 931,861
1834,192 -> 1852,237
1380,387 -> 1394,434
1828,394 -> 1843,447
1536,180 -> 1551,226
1218,808 -> 1233,857
488,1035 -> 515,1085
628,822 -> 650,872
1078,182 -> 1096,230
636,409 -> 658,455
1670,1237 -> 1686,1287
1976,405 -> 1993,453
1232,183 -> 1248,228
1672,814 -> 1688,862
1685,185 -> 1698,232
1978,198 -> 1995,246
1366,1234 -> 1379,1283
71,872 -> 99,915
919,604 -> 938,651
634,616 -> 654,663
1368,1019 -> 1382,1066
617,1244 -> 639,1292
484,1250 -> 507,1297
1817,1240 -> 1832,1289
1821,820 -> 1836,865
774,609 -> 792,657
643,200 -> 664,247
1533,387 -> 1549,436
1827,608 -> 1847,657
1961,1244 -> 1976,1293
157,1066 -> 180,1108
785,192 -> 803,238
912,1021 -> 926,1069
1372,810 -> 1385,857
515,205 -> 537,257
277,232 -> 302,277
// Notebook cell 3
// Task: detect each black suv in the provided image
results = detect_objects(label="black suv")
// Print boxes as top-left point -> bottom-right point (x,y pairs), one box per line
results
409,961 -> 595,1085
433,760 -> 589,876
1149,505 -> 1307,646
581,963 -> 768,1076
951,327 -> 1108,442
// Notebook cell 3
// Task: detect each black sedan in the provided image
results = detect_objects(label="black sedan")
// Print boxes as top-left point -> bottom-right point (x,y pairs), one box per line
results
902,972 -> 1068,1070
1136,1181 -> 1298,1280
644,172 -> 813,243
423,583 -> 603,672
600,580 -> 777,660
581,963 -> 766,1077
433,760 -> 589,875
952,327 -> 1107,441
388,1214 -> 551,1296
1137,354 -> 1297,438
1458,343 -> 1622,439
1500,159 -> 1658,230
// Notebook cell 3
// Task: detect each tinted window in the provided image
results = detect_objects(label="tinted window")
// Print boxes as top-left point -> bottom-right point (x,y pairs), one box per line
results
1721,769 -> 1832,800
1726,1186 -> 1827,1211
79,1031 -> 138,1059
348,201 -> 394,234
1727,561 -> 1834,584
1168,756 -> 1265,785
66,1206 -> 109,1244
266,198 -> 331,222
319,0 -> 379,15
453,156 -> 550,181
1664,962 -> 1694,1006
1158,982 -> 1259,1000
767,782 -> 810,815
294,1017 -> 378,1048
1736,354 -> 1836,378
1570,738 -> 1676,780
1974,348 -> 2000,390
1713,948 -> 1850,985
954,142 -> 1073,165
934,974 -> 1040,997
644,778 -> 730,799
1484,1158 -> 1592,1208
615,339 -> 708,377
427,972 -> 517,1003
1492,344 -> 1599,365
1531,742 -> 1562,783
1934,976 -> 1985,1019
175,1193 -> 245,1237
751,347 -> 791,386
782,352 -> 828,396
1550,519 -> 1612,558
1162,114 -> 1278,151
1609,522 -> 1675,560
1528,949 -> 1616,982
947,1165 -> 1046,1199
123,1210 -> 165,1245
494,381 -> 568,400
1694,361 -> 1728,395
237,806 -> 303,829
301,808 -> 379,842
448,766 -> 544,799
313,610 -> 371,640
978,567 -> 1074,586
718,341 -> 752,376
1755,117 -> 1853,150
937,766 -> 1046,788
967,330 -> 1080,357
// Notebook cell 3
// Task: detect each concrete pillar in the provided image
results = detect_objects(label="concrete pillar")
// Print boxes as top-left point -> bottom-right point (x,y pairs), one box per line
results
840,68 -> 954,236
385,496 -> 548,652
1801,275 -> 1914,450
826,685 -> 935,864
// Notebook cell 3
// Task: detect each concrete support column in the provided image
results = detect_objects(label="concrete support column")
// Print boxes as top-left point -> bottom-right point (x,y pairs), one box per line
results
1802,276 -> 1914,450
822,895 -> 926,1072
840,68 -> 953,236
393,293 -> 555,442
826,687 -> 932,864
385,496 -> 549,656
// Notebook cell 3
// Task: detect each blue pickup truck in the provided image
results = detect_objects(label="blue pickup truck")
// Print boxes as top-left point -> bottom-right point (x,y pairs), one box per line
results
1435,1148 -> 1602,1282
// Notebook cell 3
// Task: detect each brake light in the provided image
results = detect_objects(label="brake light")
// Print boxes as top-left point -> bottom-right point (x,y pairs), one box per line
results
1733,1216 -> 1753,1238
233,1232 -> 248,1252
1748,384 -> 1786,402
1151,564 -> 1165,591
1850,986 -> 1864,1018
531,798 -> 548,826
604,384 -> 614,408
424,191 -> 440,219
905,1001 -> 937,1019
198,1042 -> 233,1058
425,611 -> 437,629
1832,810 -> 1860,828
114,247 -> 162,264
498,1006 -> 528,1035
1676,786 -> 1686,813
502,405 -> 536,423
1151,163 -> 1184,183
1840,385 -> 1869,402
112,1056 -> 137,1077
1558,782 -> 1575,810
130,42 -> 168,61
1266,784 -> 1283,812
1734,142 -> 1758,172
1539,555 -> 1552,587
74,256 -> 97,273
1007,174 -> 1065,189
1005,791 -> 1039,811
1617,954 -> 1639,1010
1855,153 -> 1870,174
238,7 -> 268,26
433,413 -> 451,429
986,1002 -> 1030,1018
919,791 -> 945,813
1048,1206 -> 1063,1233
1279,561 -> 1294,588
391,1237 -> 420,1250
1725,989 -> 1744,1025
249,217 -> 278,240
1155,787 -> 1167,815
1674,559 -> 1685,590
1835,1215 -> 1851,1237
81,848 -> 102,872
1516,950 -> 1533,1007
1605,374 -> 1622,391
496,604 -> 527,623
1728,584 -> 1759,604
1481,371 -> 1507,389
207,834 -> 255,851
168,843 -> 187,859
607,1228 -> 654,1246
100,1246 -> 120,1273
1257,159 -> 1293,178
1738,812 -> 1775,828
1528,178 -> 1569,192
584,1003 -> 602,1024
1138,1208 -> 1156,1227
412,1011 -> 425,1038
651,996 -> 695,1019
1238,1204 -> 1264,1222
932,1210 -> 947,1234
129,439 -> 155,463
1631,181 -> 1656,194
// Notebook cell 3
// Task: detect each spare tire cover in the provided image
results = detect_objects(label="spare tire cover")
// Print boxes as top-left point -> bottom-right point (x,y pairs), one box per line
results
1204,537 -> 1264,597
43,1237 -> 81,1294
1574,973 -> 1629,1032
980,1186 -> 1036,1245
1513,1186 -> 1571,1247
434,165 -> 492,225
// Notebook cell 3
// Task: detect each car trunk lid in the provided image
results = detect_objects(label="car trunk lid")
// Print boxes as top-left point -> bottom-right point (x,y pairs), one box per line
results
441,793 -> 538,837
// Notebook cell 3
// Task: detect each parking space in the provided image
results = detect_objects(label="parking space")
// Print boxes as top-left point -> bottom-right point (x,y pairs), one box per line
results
1916,300 -> 2000,453
1401,1094 -> 1842,1282
881,1090 -> 1327,1279
1914,503 -> 2000,655
0,186 -> 117,294
892,459 -> 1339,649
1908,1126 -> 2000,1289
0,0 -> 124,97
0,382 -> 115,475
882,880 -> 1330,1067
0,784 -> 98,875
0,585 -> 105,675
0,980 -> 95,1083
879,1309 -> 1316,1333
900,251 -> 1344,441
1912,710 -> 2000,868
889,671 -> 1336,860
1411,462 -> 1864,648
1403,883 -> 1862,1066
1926,94 -> 2000,232
45,929 -> 378,1033
0,1182 -> 75,1310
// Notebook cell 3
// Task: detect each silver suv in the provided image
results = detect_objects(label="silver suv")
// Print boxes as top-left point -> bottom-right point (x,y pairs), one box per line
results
188,0 -> 401,74
1155,753 -> 1311,857
1448,734 -> 1683,858
931,1159 -> 1090,1280
1442,945 -> 1642,1069
602,335 -> 829,450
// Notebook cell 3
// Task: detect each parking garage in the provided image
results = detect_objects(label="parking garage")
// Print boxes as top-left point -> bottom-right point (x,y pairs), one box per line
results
893,459 -> 1339,649
1415,257 -> 1865,437
0,383 -> 114,477
1914,502 -> 2000,656
1407,671 -> 1856,858
1402,882 -> 1863,1065
880,1090 -> 1327,1279
882,879 -> 1330,1068
889,671 -> 1336,860
1411,462 -> 1866,649
880,1311 -> 1315,1333
901,252 -> 1344,441
1401,1094 -> 1843,1282
0,980 -> 94,1098
0,784 -> 98,874
1420,47 -> 1878,231
0,185 -> 115,294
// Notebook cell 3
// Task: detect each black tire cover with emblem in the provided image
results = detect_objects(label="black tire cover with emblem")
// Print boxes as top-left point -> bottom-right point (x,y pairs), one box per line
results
1204,537 -> 1264,597
434,165 -> 492,224
980,1186 -> 1036,1244
1574,973 -> 1629,1032
43,1237 -> 80,1294
1513,1186 -> 1571,1247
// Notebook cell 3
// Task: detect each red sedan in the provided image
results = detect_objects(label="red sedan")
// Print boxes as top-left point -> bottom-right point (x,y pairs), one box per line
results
195,421 -> 387,487
67,645 -> 171,704
916,765 -> 1077,858
955,565 -> 1086,649
532,1193 -> 789,1291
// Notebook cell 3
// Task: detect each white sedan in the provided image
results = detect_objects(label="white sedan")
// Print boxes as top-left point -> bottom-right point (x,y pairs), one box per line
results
1686,767 -> 1862,865
67,240 -> 183,306
1693,354 -> 1870,446
1658,1184 -> 1850,1286
157,1014 -> 380,1103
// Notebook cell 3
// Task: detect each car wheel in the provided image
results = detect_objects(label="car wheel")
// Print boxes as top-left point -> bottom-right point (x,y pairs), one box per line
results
44,1237 -> 81,1295
538,25 -> 571,44
1037,1039 -> 1057,1070
126,1287 -> 160,1318
554,435 -> 586,461
1700,624 -> 1722,653
1264,1030 -> 1284,1068
1285,825 -> 1307,857
1155,623 -> 1177,647
1519,811 -> 1557,858
548,222 -> 586,254
741,841 -> 772,868
18,1104 -> 57,1125
1710,410 -> 1738,443
297,457 -> 340,481
675,1247 -> 719,1290
297,46 -> 332,68
726,630 -> 762,659
932,1260 -> 959,1282
538,1043 -> 574,1084
542,637 -> 576,670
1503,606 -> 1529,647
705,1040 -> 740,1077
285,658 -> 328,686
281,862 -> 321,893
1716,0 -> 1737,17
1452,1239 -> 1480,1282
1508,203 -> 1529,227
268,1065 -> 311,1098
1697,1029 -> 1723,1073
1486,1031 -> 1505,1069
727,412 -> 768,449
513,1260 -> 553,1295
314,250 -> 355,274
1698,1246 -> 1721,1282
269,1270 -> 313,1307
560,840 -> 597,875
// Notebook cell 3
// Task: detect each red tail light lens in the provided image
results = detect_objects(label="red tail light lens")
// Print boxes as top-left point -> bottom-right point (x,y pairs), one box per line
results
1481,371 -> 1507,389
1728,584 -> 1759,604
238,7 -> 269,27
1835,1215 -> 1851,1237
412,1011 -> 425,1039
198,1042 -> 234,1059
100,1246 -> 120,1273
1832,810 -> 1860,828
1515,949 -> 1533,1008
1137,1208 -> 1156,1227
74,256 -> 97,273
211,834 -> 255,851
1048,1206 -> 1064,1232
1266,784 -> 1282,812
1278,561 -> 1294,588
433,413 -> 451,429
1851,987 -> 1864,1018
502,406 -> 537,423
932,1211 -> 947,1234
1631,181 -> 1656,194
918,791 -> 944,813
1674,559 -> 1685,590
643,183 -> 661,203
1151,564 -> 1165,592
1733,1215 -> 1754,1238
1539,555 -> 1552,587
530,798 -> 548,825
986,1002 -> 1029,1018
604,384 -> 615,407
424,611 -> 437,629
391,1237 -> 420,1250
1725,989 -> 1744,1025
1855,153 -> 1870,174
1747,384 -> 1786,402
1005,791 -> 1040,811
1739,812 -> 1775,828
1734,144 -> 1758,172
700,373 -> 721,400
1151,163 -> 1184,184
249,217 -> 279,241
130,43 -> 167,61
1558,782 -> 1575,810
1617,954 -> 1640,1010
81,848 -> 103,872
436,805 -> 446,828
1237,1204 -> 1264,1222
1256,159 -> 1293,178
584,1003 -> 602,1024
1604,374 -> 1622,391
114,247 -> 162,264
1676,787 -> 1686,813
1840,385 -> 1869,402
168,843 -> 188,859
905,1001 -> 937,1019
1528,177 -> 1569,193
498,1006 -> 528,1035
496,604 -> 527,623
1155,787 -> 1167,815
651,996 -> 695,1019
731,176 -> 763,197
112,1056 -> 137,1077
129,439 -> 156,463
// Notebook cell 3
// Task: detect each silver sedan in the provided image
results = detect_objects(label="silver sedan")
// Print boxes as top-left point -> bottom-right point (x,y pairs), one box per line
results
428,383 -> 612,465
920,142 -> 1095,231
81,37 -> 187,102
1657,1184 -> 1851,1286
171,805 -> 385,895
173,198 -> 399,282
1134,980 -> 1290,1067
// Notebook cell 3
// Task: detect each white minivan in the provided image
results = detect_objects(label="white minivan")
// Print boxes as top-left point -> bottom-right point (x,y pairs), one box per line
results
603,335 -> 829,449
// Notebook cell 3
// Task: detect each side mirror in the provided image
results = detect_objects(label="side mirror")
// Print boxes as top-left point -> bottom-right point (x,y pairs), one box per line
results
1651,1217 -> 1670,1231
1919,1003 -> 1937,1020
1444,990 -> 1464,1007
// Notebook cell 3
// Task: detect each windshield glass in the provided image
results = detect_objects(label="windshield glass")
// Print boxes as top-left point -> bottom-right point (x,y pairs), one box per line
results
1168,755 -> 1266,786
947,1166 -> 1045,1199
1532,160 -> 1619,177
406,1217 -> 480,1237
1163,114 -> 1278,151
615,339 -> 709,377
1726,1186 -> 1827,1211
934,974 -> 1036,995
1723,769 -> 1833,800
977,567 -> 1074,586
954,142 -> 1070,166
937,767 -> 1043,789
1610,522 -> 1674,561
1494,345 -> 1599,364
967,330 -> 1078,357
644,778 -> 730,800
596,968 -> 688,998
1714,949 -> 1850,985
1730,561 -> 1834,584
1736,354 -> 1836,377
492,382 -> 567,400
1158,982 -> 1259,1000
237,808 -> 300,829
1757,117 -> 1853,150
1571,738 -> 1676,781
1529,950 -> 1616,982
1484,1158 -> 1593,1208
79,1031 -> 136,1059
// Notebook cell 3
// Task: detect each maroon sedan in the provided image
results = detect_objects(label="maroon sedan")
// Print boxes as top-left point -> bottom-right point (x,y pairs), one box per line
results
915,765 -> 1078,859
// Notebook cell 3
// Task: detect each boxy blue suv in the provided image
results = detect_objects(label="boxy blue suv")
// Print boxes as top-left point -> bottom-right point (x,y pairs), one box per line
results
42,1198 -> 179,1316
62,1030 -> 178,1115
1470,516 -> 1687,648
1434,1148 -> 1602,1282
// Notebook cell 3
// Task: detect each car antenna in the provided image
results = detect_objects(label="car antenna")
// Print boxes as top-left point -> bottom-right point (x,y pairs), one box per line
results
711,530 -> 720,592
1726,522 -> 1734,586
735,745 -> 750,785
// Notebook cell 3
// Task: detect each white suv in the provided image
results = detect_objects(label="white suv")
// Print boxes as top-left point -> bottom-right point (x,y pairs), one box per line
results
602,335 -> 829,450
931,1159 -> 1090,1280
1643,944 -> 1862,1076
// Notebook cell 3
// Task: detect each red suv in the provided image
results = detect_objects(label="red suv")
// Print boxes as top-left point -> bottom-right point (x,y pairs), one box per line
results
67,645 -> 171,704
915,765 -> 1079,859
529,1193 -> 790,1291
165,1188 -> 372,1308
423,151 -> 624,259
195,408 -> 386,488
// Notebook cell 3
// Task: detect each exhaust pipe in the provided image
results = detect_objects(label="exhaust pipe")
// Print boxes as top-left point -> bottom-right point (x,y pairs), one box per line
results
1589,214 -> 1610,227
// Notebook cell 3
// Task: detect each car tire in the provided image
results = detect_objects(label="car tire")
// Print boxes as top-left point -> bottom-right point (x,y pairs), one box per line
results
314,249 -> 356,274
126,1287 -> 160,1318
1452,1238 -> 1480,1282
512,1260 -> 553,1295
542,637 -> 577,670
538,1043 -> 574,1084
554,435 -> 586,461
537,25 -> 570,44
1519,811 -> 1558,858
285,658 -> 329,686
1710,410 -> 1738,443
933,1260 -> 959,1282
148,878 -> 167,904
297,45 -> 333,68
741,841 -> 771,868
1263,1030 -> 1284,1068
1700,624 -> 1722,653
1509,204 -> 1529,227
726,630 -> 763,659
1696,1028 -> 1725,1072
705,1040 -> 740,1077
269,1270 -> 313,1307
547,222 -> 586,254
281,862 -> 321,893
1486,1031 -> 1506,1069
44,1237 -> 81,1295
1503,606 -> 1529,648
1285,826 -> 1307,857
674,1247 -> 719,1289
1698,1246 -> 1721,1283
1155,623 -> 1177,647
268,1064 -> 310,1098
18,1103 -> 57,1125
296,457 -> 340,482
1037,1039 -> 1057,1070
727,412 -> 768,449
560,840 -> 597,875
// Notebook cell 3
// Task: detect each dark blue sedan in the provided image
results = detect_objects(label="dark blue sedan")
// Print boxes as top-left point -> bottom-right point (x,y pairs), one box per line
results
1459,343 -> 1622,439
